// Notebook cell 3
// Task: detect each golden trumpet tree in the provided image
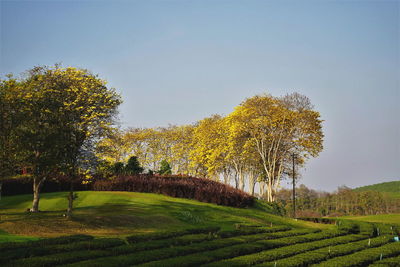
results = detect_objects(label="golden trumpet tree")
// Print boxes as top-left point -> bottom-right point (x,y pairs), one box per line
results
229,93 -> 323,201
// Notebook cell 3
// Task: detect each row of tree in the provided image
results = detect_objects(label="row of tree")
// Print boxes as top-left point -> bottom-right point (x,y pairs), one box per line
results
0,66 -> 121,214
1,65 -> 324,212
276,185 -> 400,217
96,93 -> 324,201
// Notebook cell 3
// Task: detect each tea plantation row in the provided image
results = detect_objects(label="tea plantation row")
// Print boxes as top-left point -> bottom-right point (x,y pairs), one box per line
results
0,221 -> 399,266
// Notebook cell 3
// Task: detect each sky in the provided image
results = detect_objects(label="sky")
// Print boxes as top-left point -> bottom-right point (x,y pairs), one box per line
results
1,0 -> 399,191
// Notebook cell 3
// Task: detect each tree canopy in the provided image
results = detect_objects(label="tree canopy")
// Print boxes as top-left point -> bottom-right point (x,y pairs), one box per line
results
97,93 -> 323,201
0,65 -> 121,211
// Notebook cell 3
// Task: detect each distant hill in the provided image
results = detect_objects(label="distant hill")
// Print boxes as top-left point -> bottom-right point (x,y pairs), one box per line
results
353,180 -> 400,198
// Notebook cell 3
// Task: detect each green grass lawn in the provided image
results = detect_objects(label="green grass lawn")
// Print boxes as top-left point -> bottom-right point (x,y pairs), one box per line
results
0,191 -> 329,241
342,214 -> 400,225
0,229 -> 39,243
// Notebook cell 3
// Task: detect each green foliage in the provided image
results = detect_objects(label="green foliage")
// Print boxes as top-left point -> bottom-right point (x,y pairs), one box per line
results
312,242 -> 400,267
353,181 -> 400,196
66,229 -> 310,267
111,162 -> 125,175
0,234 -> 93,252
1,65 -> 122,212
124,156 -> 143,175
7,249 -> 112,267
126,226 -> 220,243
207,234 -> 367,267
369,254 -> 400,267
0,238 -> 124,263
158,159 -> 172,175
261,236 -> 390,266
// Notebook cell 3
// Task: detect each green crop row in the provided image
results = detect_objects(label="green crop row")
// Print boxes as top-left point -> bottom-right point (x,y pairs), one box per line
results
110,228 -> 308,257
137,230 -> 346,267
64,229 -> 317,267
203,233 -> 366,267
218,226 -> 291,238
0,234 -> 93,252
110,233 -> 216,255
260,236 -> 390,267
311,241 -> 400,266
369,254 -> 400,267
5,250 -> 112,267
0,238 -> 125,264
126,226 -> 220,243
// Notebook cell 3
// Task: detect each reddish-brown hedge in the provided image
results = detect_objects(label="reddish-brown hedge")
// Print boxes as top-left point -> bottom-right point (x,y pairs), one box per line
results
92,175 -> 254,208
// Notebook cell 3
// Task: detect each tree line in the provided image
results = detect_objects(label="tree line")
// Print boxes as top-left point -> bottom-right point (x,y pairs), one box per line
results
276,184 -> 400,217
1,65 -> 324,214
96,93 -> 324,201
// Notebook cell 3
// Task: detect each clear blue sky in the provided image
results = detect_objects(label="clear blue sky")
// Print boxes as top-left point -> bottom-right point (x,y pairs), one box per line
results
1,0 -> 399,191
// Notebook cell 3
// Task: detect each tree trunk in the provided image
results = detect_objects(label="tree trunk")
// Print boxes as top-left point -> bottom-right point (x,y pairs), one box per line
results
239,170 -> 245,191
31,177 -> 45,212
0,182 -> 2,201
67,182 -> 74,219
249,172 -> 256,196
259,181 -> 265,196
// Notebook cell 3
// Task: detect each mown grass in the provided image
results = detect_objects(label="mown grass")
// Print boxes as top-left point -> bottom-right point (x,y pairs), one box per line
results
0,229 -> 38,243
0,191 -> 329,240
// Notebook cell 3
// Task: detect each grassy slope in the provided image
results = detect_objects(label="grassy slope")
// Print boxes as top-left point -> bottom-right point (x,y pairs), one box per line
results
353,180 -> 400,198
0,191 -> 329,242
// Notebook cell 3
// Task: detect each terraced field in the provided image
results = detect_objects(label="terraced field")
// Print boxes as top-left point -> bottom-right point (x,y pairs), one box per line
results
1,220 -> 399,266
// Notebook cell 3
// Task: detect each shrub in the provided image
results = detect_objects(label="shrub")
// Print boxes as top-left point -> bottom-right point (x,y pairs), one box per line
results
126,226 -> 220,243
313,242 -> 400,267
7,250 -> 112,267
369,254 -> 400,267
93,175 -> 254,208
260,236 -> 390,266
0,238 -> 124,264
0,234 -> 93,252
67,229 -> 314,267
201,232 -> 361,267
132,230 -> 335,267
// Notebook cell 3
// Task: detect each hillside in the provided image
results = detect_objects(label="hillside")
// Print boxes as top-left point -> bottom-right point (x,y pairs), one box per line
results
353,180 -> 400,198
0,191 -> 326,241
1,191 -> 399,266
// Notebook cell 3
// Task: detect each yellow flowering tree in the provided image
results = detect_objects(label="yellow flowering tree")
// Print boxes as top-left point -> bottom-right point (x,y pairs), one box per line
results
6,65 -> 121,213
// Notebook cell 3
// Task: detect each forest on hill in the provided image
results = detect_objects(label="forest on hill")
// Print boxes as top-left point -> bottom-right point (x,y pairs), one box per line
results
276,183 -> 400,217
354,181 -> 400,198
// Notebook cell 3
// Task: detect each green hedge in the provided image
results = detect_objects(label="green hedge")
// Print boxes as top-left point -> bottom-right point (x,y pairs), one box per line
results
6,250 -> 112,267
126,226 -> 220,243
111,233 -> 216,255
0,234 -> 93,252
138,230 -> 345,267
202,233 -> 365,267
312,242 -> 400,266
65,229 -> 317,267
217,226 -> 291,238
0,238 -> 124,264
111,227 -> 302,256
260,236 -> 390,267
369,254 -> 400,267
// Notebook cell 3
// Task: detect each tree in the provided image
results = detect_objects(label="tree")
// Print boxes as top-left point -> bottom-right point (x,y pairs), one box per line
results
125,156 -> 143,175
0,76 -> 22,200
5,65 -> 121,214
158,160 -> 172,175
228,93 -> 323,201
49,66 -> 121,217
